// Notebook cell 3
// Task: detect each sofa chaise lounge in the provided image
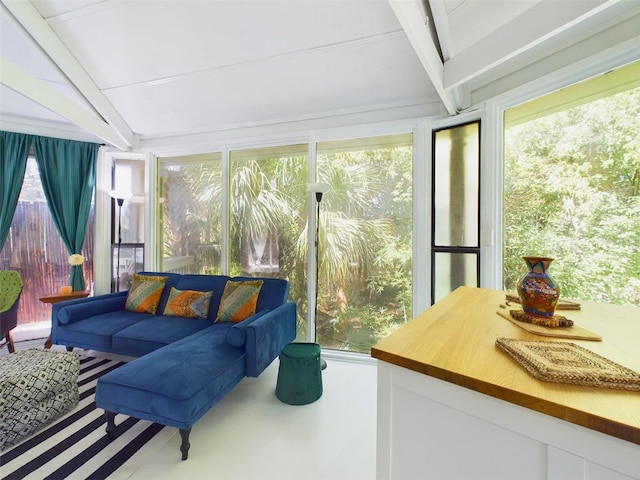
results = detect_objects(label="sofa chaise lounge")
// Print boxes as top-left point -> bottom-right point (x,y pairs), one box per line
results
50,272 -> 296,459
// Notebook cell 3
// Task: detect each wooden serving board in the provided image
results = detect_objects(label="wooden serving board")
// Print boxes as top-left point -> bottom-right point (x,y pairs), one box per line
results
505,293 -> 581,310
496,309 -> 602,341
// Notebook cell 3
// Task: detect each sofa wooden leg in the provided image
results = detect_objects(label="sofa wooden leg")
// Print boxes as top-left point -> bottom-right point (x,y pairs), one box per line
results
6,331 -> 15,354
105,411 -> 116,440
179,428 -> 191,460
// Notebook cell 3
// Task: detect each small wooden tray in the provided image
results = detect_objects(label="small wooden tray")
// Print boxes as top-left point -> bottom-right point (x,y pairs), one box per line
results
496,309 -> 601,341
505,293 -> 581,310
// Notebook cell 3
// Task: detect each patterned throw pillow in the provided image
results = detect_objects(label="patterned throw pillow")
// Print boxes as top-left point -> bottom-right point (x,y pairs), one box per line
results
215,280 -> 263,323
162,287 -> 213,319
125,273 -> 169,314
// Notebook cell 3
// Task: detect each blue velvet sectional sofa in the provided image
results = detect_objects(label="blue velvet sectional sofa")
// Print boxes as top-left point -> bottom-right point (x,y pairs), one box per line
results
50,272 -> 296,460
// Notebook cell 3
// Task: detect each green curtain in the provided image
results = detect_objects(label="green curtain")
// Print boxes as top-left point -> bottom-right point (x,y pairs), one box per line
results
34,136 -> 99,291
0,131 -> 31,250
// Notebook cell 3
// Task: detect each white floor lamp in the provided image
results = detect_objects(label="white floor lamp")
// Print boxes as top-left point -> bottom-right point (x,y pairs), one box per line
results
308,182 -> 330,370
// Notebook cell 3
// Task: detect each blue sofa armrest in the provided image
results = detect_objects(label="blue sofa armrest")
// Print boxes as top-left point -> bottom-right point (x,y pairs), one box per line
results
52,292 -> 128,326
225,310 -> 269,347
245,301 -> 296,377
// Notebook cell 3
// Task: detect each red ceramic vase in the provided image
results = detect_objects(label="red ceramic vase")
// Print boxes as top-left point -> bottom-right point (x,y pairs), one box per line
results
516,256 -> 560,317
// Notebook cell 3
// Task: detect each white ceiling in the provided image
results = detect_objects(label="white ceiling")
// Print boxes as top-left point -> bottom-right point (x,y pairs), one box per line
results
1,0 -> 639,152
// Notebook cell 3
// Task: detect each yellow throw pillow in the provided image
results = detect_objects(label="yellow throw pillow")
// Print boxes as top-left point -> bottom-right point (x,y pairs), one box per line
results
215,280 -> 263,323
162,287 -> 213,319
125,274 -> 169,314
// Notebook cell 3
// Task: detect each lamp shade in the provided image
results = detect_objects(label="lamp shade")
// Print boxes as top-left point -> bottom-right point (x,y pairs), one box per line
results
307,183 -> 330,194
108,189 -> 133,201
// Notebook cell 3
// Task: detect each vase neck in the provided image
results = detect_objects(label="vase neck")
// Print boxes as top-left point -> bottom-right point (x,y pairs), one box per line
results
523,256 -> 553,273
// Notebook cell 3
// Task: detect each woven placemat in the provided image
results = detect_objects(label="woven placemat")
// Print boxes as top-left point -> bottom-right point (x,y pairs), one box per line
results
495,337 -> 640,391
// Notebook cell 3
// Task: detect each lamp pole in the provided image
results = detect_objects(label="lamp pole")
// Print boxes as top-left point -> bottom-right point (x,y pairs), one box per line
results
109,189 -> 131,292
115,197 -> 124,292
309,183 -> 330,370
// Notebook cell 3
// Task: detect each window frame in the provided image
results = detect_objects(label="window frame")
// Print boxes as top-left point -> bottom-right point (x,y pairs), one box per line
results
430,120 -> 482,304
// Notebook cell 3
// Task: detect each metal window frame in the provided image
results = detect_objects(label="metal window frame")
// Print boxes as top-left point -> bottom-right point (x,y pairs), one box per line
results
430,120 -> 482,304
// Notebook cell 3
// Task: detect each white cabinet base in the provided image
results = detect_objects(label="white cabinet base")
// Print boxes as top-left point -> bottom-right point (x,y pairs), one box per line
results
376,362 -> 639,480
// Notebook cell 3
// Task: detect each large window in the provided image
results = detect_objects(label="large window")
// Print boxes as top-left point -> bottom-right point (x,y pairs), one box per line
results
229,145 -> 308,275
504,63 -> 640,306
158,153 -> 223,275
316,134 -> 413,352
229,145 -> 308,338
157,134 -> 413,353
0,157 -> 94,327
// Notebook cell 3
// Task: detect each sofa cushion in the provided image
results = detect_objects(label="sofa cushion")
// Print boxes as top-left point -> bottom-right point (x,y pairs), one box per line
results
112,316 -> 216,357
125,274 -> 169,314
56,311 -> 152,351
96,325 -> 246,430
162,287 -> 212,319
215,280 -> 263,323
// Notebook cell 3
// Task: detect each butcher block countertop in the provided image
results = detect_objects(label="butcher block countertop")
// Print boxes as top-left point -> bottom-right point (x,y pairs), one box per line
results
371,286 -> 640,445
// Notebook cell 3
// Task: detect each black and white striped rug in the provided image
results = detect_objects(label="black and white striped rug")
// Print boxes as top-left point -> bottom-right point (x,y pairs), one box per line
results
1,356 -> 175,480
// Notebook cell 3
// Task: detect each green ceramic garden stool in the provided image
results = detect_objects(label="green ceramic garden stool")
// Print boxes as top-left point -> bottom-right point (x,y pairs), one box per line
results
276,343 -> 323,405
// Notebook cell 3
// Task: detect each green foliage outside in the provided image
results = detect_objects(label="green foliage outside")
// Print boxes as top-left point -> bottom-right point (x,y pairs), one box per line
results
161,162 -> 223,272
316,145 -> 413,352
504,87 -> 640,306
159,140 -> 413,353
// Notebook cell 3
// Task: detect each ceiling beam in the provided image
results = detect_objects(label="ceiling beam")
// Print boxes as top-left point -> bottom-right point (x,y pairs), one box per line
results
428,0 -> 454,62
469,12 -> 640,109
1,57 -> 130,149
443,0 -> 617,90
388,0 -> 458,115
1,0 -> 135,149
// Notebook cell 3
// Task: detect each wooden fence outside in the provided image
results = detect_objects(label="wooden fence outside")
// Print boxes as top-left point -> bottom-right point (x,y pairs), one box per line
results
0,201 -> 95,326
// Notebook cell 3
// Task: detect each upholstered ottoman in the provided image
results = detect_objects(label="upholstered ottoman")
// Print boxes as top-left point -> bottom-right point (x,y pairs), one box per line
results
0,349 -> 79,451
276,343 -> 323,405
